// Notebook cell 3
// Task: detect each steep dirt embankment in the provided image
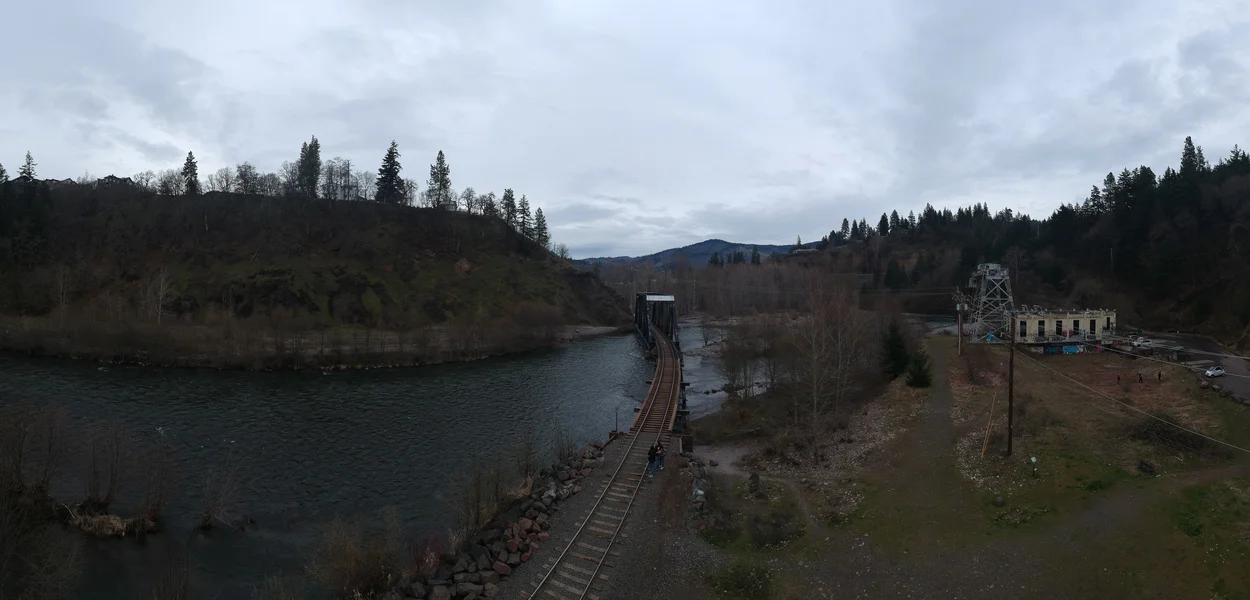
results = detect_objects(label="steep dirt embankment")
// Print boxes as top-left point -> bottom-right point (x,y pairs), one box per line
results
0,190 -> 630,368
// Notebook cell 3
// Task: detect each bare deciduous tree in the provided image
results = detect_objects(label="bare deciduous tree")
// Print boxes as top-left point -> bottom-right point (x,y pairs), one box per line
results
206,167 -> 237,193
54,265 -> 72,329
235,162 -> 260,194
789,275 -> 874,451
150,266 -> 172,325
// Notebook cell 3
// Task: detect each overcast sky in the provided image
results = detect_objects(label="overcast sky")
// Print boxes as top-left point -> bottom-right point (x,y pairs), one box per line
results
3,1 -> 1248,258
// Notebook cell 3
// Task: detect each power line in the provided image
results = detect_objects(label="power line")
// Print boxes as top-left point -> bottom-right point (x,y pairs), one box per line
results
1011,346 -> 1250,455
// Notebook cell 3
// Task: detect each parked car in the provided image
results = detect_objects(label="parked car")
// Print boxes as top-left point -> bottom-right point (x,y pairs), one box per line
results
1205,365 -> 1226,378
1131,338 -> 1153,348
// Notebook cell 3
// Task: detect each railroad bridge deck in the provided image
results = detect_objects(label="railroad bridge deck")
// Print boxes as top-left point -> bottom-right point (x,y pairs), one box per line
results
520,327 -> 681,600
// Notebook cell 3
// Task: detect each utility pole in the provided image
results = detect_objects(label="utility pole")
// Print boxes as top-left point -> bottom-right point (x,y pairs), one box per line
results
1006,313 -> 1016,457
956,303 -> 964,356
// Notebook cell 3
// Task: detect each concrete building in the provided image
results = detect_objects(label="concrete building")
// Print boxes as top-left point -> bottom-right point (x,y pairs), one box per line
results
1012,306 -> 1117,345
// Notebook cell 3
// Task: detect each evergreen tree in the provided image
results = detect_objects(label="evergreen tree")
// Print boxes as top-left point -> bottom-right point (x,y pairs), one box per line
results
881,321 -> 910,379
708,252 -> 722,267
795,235 -> 802,250
501,189 -> 518,227
181,152 -> 201,196
851,220 -> 860,239
859,219 -> 870,237
889,210 -> 900,232
18,152 -> 36,189
375,141 -> 405,204
427,150 -> 452,208
518,195 -> 532,237
839,218 -> 850,241
878,213 -> 890,236
905,345 -> 932,388
0,161 -> 7,184
481,191 -> 498,217
297,136 -> 322,198
533,207 -> 550,248
750,246 -> 761,265
884,258 -> 907,290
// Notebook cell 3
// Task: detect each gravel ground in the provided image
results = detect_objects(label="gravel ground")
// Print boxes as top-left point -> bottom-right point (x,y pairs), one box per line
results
607,457 -> 724,600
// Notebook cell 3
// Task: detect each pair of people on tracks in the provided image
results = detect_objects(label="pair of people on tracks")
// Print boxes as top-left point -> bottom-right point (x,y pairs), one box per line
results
647,442 -> 666,478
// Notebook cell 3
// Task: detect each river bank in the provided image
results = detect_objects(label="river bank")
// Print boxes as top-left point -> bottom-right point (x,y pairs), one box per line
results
0,316 -> 630,372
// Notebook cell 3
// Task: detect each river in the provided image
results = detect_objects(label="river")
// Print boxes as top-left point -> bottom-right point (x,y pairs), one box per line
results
2,326 -> 721,599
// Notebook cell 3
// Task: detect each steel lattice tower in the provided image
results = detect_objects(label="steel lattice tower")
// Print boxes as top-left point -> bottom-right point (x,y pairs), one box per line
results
967,263 -> 1014,342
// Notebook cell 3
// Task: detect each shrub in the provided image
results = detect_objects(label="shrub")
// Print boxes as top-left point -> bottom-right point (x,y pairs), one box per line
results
905,346 -> 932,388
307,507 -> 402,599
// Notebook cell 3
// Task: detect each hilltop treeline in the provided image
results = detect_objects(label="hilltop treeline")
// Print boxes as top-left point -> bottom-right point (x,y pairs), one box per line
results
0,146 -> 628,369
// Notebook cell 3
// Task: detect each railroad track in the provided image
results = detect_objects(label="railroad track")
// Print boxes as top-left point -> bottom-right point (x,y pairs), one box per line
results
520,328 -> 681,600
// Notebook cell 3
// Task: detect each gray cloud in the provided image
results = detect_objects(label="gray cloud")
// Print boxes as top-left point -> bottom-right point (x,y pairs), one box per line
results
2,0 -> 1248,258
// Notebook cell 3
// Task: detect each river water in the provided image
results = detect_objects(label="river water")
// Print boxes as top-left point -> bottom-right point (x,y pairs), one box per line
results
2,326 -> 721,598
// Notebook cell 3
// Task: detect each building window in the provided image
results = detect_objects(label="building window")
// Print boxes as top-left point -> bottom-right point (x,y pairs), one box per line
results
1073,320 -> 1080,334
1055,320 -> 1063,336
1105,317 -> 1112,330
1089,319 -> 1096,334
1019,320 -> 1027,336
1037,320 -> 1045,336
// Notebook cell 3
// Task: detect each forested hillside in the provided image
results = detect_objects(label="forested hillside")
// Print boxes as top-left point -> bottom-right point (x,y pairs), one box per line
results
599,137 -> 1250,346
0,146 -> 629,368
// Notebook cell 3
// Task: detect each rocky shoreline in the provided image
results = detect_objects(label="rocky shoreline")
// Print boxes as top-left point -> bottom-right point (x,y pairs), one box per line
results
383,440 -> 614,600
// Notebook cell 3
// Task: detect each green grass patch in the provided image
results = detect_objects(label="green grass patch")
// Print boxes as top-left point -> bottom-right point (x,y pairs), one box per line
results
708,561 -> 774,600
700,474 -> 808,553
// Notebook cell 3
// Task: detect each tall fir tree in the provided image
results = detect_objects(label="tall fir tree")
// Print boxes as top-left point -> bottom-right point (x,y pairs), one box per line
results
850,220 -> 860,239
375,141 -> 404,204
881,321 -> 910,379
889,210 -> 900,232
859,218 -> 870,237
533,207 -> 550,248
750,246 -> 761,265
19,151 -> 36,182
839,218 -> 850,241
878,213 -> 890,236
518,195 -> 532,238
181,151 -> 201,196
501,189 -> 518,227
297,136 -> 322,198
0,161 -> 7,184
427,150 -> 452,208
907,210 -> 917,229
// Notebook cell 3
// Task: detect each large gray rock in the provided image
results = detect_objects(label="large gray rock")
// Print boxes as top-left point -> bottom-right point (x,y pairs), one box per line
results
409,582 -> 426,598
457,582 -> 484,596
479,570 -> 501,585
429,586 -> 451,600
472,547 -> 493,571
452,557 -> 470,573
506,552 -> 521,566
483,582 -> 499,598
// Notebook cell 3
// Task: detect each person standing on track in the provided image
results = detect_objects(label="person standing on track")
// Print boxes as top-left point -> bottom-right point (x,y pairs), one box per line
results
647,443 -> 658,478
656,442 -> 666,471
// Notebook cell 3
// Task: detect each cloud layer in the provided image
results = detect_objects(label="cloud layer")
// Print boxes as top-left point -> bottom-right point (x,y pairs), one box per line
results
3,0 -> 1248,257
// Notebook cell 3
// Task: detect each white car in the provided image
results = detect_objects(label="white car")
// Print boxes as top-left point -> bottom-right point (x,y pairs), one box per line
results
1131,338 -> 1153,348
1205,366 -> 1226,378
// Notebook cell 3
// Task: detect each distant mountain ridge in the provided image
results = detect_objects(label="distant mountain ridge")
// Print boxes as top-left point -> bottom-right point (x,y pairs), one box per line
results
575,238 -> 814,269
